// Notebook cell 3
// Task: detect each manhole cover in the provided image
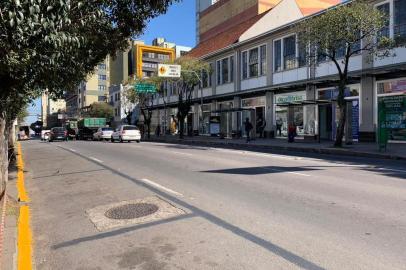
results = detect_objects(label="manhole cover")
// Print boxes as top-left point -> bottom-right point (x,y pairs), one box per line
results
105,203 -> 159,219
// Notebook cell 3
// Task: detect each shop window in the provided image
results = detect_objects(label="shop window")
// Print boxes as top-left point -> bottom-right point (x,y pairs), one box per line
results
221,58 -> 229,83
201,69 -> 208,88
230,56 -> 234,82
260,45 -> 267,76
217,60 -> 221,85
377,3 -> 390,42
249,48 -> 259,77
283,35 -> 296,69
274,40 -> 282,72
298,40 -> 307,67
242,51 -> 248,79
377,79 -> 406,94
394,0 -> 406,43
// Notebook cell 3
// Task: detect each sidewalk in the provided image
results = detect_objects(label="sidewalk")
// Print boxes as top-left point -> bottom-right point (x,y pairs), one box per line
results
146,135 -> 406,160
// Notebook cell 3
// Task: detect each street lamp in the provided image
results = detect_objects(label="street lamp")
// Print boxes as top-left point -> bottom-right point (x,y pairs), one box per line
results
181,69 -> 203,135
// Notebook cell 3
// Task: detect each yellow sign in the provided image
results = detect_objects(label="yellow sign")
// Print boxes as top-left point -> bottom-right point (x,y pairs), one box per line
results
157,64 -> 181,78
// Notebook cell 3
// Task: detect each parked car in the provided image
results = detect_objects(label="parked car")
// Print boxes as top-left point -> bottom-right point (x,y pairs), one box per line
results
41,130 -> 51,141
93,127 -> 114,141
77,127 -> 96,140
111,125 -> 141,143
49,127 -> 67,142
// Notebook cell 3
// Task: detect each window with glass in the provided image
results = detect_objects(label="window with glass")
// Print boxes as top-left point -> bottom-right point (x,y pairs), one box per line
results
217,60 -> 221,85
248,48 -> 259,77
298,40 -> 307,67
283,35 -> 296,69
98,74 -> 106,80
230,56 -> 234,82
260,45 -> 266,75
222,58 -> 229,83
274,39 -> 282,72
394,0 -> 406,43
201,69 -> 208,88
377,3 -> 390,41
242,51 -> 248,79
98,85 -> 106,91
98,64 -> 106,70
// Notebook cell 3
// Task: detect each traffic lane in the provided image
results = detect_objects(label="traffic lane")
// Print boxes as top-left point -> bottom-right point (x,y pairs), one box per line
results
33,141 -> 324,270
61,141 -> 406,215
24,141 -> 306,270
55,141 -> 406,269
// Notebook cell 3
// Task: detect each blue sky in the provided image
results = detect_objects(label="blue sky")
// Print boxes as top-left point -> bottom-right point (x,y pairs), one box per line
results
26,1 -> 196,125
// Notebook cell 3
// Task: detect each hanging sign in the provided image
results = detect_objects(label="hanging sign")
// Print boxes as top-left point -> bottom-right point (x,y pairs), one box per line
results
158,64 -> 181,78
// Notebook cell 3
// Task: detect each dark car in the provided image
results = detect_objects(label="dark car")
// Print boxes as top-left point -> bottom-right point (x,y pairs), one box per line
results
49,127 -> 67,142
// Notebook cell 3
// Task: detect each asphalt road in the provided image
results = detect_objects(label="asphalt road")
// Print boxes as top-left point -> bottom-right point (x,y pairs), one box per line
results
22,139 -> 406,270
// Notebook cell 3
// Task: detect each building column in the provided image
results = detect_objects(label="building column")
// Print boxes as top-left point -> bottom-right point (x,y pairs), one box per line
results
305,85 -> 317,138
232,97 -> 241,134
359,75 -> 376,142
264,91 -> 274,138
193,103 -> 199,133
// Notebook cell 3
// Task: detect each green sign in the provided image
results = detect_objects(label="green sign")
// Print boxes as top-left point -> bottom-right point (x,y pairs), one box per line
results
378,95 -> 406,150
135,83 -> 156,93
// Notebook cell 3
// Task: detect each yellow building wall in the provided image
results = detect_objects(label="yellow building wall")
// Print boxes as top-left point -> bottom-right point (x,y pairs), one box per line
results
135,44 -> 175,79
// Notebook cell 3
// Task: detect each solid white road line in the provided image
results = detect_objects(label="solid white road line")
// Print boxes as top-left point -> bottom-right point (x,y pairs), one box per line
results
287,172 -> 311,177
140,178 -> 183,197
171,151 -> 193,156
69,148 -> 77,152
89,156 -> 103,163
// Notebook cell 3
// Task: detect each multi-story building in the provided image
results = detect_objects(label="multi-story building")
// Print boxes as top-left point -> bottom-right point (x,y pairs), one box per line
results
74,56 -> 110,116
109,39 -> 178,126
150,0 -> 406,143
195,0 -> 337,44
41,92 -> 67,127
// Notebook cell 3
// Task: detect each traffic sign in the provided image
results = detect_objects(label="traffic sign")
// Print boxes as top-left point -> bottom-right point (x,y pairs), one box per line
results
134,83 -> 156,93
158,64 -> 181,78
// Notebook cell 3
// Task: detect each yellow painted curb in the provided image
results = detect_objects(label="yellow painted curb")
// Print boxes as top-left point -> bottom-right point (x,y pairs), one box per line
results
17,206 -> 32,270
16,142 -> 33,270
16,143 -> 29,202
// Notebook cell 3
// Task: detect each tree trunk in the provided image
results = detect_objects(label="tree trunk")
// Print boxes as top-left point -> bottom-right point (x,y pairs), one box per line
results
334,82 -> 347,147
178,115 -> 185,139
0,115 -> 8,196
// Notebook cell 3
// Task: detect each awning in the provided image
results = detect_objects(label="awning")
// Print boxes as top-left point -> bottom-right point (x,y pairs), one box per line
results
275,99 -> 332,107
211,108 -> 255,113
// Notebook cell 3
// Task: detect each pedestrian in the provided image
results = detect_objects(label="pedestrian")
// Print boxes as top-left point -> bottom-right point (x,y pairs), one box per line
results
155,124 -> 161,137
244,118 -> 253,143
276,117 -> 283,136
288,122 -> 296,143
258,117 -> 266,138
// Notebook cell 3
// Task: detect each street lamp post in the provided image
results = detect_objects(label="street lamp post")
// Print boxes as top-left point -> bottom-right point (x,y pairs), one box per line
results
181,70 -> 203,135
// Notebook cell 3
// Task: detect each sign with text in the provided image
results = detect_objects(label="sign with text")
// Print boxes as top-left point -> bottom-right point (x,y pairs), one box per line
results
158,64 -> 181,78
378,95 -> 406,147
134,83 -> 156,93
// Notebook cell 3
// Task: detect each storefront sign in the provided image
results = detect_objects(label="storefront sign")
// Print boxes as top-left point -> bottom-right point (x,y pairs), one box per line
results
242,96 -> 265,108
275,92 -> 305,104
378,79 -> 406,95
378,95 -> 406,144
352,100 -> 359,140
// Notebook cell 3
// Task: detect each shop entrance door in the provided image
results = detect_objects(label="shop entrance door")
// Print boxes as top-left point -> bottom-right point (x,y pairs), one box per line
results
255,107 -> 265,137
241,110 -> 256,137
319,104 -> 333,140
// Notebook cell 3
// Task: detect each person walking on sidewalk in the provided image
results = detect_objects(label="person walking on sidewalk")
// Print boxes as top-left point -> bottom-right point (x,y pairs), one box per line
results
244,118 -> 253,143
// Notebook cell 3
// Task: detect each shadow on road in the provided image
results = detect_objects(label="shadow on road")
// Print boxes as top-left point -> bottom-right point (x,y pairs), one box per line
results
201,166 -> 319,175
54,145 -> 327,270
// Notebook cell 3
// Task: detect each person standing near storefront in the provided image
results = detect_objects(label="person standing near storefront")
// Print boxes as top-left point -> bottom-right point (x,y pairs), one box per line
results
288,122 -> 296,143
257,117 -> 266,138
244,118 -> 253,143
276,117 -> 283,137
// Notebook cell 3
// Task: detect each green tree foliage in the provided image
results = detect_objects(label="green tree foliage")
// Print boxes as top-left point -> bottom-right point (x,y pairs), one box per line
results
0,0 -> 178,193
87,102 -> 114,119
297,0 -> 394,147
151,57 -> 209,139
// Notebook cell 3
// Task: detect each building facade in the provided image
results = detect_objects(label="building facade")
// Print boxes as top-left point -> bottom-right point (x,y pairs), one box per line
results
73,56 -> 110,117
41,92 -> 67,127
109,40 -> 178,126
150,0 -> 406,143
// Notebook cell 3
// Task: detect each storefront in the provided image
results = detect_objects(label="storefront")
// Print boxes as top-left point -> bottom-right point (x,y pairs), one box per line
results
241,96 -> 265,137
376,78 -> 406,142
317,84 -> 360,141
199,104 -> 211,135
217,101 -> 234,137
274,91 -> 307,137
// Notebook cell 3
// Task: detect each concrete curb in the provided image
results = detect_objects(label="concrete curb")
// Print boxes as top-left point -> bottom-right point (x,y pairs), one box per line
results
145,138 -> 406,161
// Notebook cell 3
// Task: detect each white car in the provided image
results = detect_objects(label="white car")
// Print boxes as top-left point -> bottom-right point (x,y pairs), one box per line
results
93,127 -> 114,141
41,130 -> 51,141
111,125 -> 141,143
